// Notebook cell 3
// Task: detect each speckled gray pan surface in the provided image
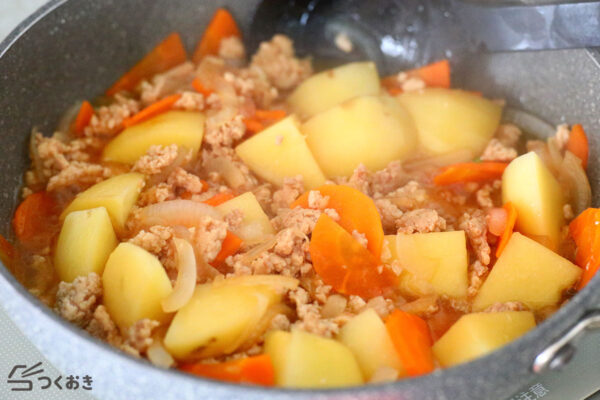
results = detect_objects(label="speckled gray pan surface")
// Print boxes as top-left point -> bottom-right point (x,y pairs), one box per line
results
0,1 -> 599,399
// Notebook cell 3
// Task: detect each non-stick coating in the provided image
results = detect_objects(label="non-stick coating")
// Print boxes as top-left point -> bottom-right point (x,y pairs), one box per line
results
1,1 -> 599,399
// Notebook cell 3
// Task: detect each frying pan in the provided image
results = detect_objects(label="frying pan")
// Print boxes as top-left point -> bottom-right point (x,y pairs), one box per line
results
1,1 -> 600,399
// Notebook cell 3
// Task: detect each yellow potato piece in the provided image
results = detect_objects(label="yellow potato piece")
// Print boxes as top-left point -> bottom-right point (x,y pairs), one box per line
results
61,173 -> 145,232
264,329 -> 364,388
235,116 -> 326,189
288,61 -> 380,119
102,111 -> 205,164
163,280 -> 282,360
303,95 -> 418,178
54,207 -> 118,282
390,231 -> 469,298
337,309 -> 405,380
102,243 -> 173,331
502,152 -> 565,249
398,88 -> 502,155
473,233 -> 581,311
433,311 -> 536,367
216,192 -> 275,244
383,235 -> 435,298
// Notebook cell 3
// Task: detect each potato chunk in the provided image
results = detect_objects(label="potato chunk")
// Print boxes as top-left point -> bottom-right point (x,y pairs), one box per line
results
163,275 -> 293,360
338,309 -> 405,380
288,62 -> 380,119
388,231 -> 468,298
102,111 -> 205,163
102,243 -> 172,330
303,95 -> 418,178
54,207 -> 118,282
473,233 -> 581,311
264,329 -> 363,388
432,311 -> 536,367
61,173 -> 144,232
398,88 -> 502,155
216,192 -> 275,244
502,152 -> 564,249
235,116 -> 326,189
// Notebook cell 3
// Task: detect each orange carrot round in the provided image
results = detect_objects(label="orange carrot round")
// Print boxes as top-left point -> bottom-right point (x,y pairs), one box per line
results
180,354 -> 274,386
122,94 -> 182,128
202,192 -> 235,207
433,162 -> 508,186
211,230 -> 243,267
292,184 -> 384,260
382,59 -> 451,95
569,208 -> 600,289
192,77 -> 214,97
566,124 -> 589,169
385,309 -> 435,377
309,214 -> 396,299
73,100 -> 94,135
193,8 -> 241,63
12,191 -> 57,245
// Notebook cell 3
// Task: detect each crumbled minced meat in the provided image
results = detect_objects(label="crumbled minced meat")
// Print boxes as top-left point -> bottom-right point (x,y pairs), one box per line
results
341,161 -> 408,197
475,180 -> 501,209
375,198 -> 404,233
288,287 -> 339,337
352,230 -> 368,248
174,91 -> 206,111
133,145 -> 180,175
272,207 -> 322,235
219,36 -> 246,62
86,305 -> 123,346
251,34 -> 312,90
495,123 -> 522,147
125,319 -> 160,354
396,209 -> 446,234
204,113 -> 246,147
484,301 -> 527,313
395,72 -> 426,92
189,216 -> 229,262
137,182 -> 175,207
224,209 -> 244,232
387,181 -> 428,211
467,260 -> 488,298
307,190 -> 329,209
84,94 -> 140,137
481,138 -> 518,162
272,176 -> 304,213
167,167 -> 206,195
459,210 -> 491,266
54,273 -> 102,327
129,225 -> 177,274
47,161 -> 111,192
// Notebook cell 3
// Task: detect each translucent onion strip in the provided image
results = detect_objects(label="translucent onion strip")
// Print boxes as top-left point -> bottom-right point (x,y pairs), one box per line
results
147,339 -> 175,368
138,199 -> 222,228
161,238 -> 197,313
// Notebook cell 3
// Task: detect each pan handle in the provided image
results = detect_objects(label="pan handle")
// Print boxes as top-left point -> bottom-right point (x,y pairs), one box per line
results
532,310 -> 600,373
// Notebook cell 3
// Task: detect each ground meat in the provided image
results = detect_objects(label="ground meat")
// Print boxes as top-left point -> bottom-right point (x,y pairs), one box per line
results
129,225 -> 177,274
138,62 -> 195,105
251,34 -> 312,91
396,209 -> 446,234
228,67 -> 279,108
459,210 -> 491,266
46,161 -> 110,192
484,301 -> 528,313
394,72 -> 426,92
351,230 -> 368,248
346,164 -> 371,194
467,260 -> 488,297
85,305 -> 123,347
189,216 -> 229,262
204,113 -> 245,147
272,207 -> 322,235
475,180 -> 501,209
137,182 -> 175,207
365,296 -> 395,319
218,36 -> 246,63
167,167 -> 206,194
125,319 -> 160,354
481,138 -> 518,162
289,288 -> 339,337
252,183 -> 274,212
54,273 -> 102,327
133,145 -> 179,175
84,94 -> 140,137
371,161 -> 409,196
272,176 -> 304,213
223,209 -> 244,232
269,313 -> 291,331
375,198 -> 404,233
174,91 -> 206,111
495,123 -> 522,147
307,190 -> 329,209
387,181 -> 428,211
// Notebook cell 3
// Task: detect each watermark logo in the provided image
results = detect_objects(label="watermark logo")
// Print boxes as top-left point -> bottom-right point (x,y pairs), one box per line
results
6,362 -> 92,392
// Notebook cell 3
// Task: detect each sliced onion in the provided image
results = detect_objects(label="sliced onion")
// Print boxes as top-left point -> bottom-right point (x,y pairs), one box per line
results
546,137 -> 564,175
138,200 -> 222,228
369,366 -> 399,384
56,101 -> 82,134
147,339 -> 175,368
237,236 -> 277,265
561,151 -> 592,215
487,207 -> 508,236
161,238 -> 197,313
403,149 -> 474,170
203,151 -> 247,189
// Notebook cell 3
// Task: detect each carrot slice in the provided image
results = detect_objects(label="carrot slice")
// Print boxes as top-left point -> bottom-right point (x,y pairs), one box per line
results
569,208 -> 600,289
192,77 -> 214,97
254,109 -> 286,121
0,234 -> 15,267
495,202 -> 517,258
386,309 -> 435,377
122,94 -> 182,128
193,8 -> 241,63
566,124 -> 589,169
12,191 -> 57,245
180,354 -> 274,386
243,118 -> 265,135
202,192 -> 235,207
211,230 -> 243,267
292,184 -> 384,259
433,162 -> 508,186
73,100 -> 94,135
382,59 -> 451,95
106,32 -> 187,96
309,214 -> 396,299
